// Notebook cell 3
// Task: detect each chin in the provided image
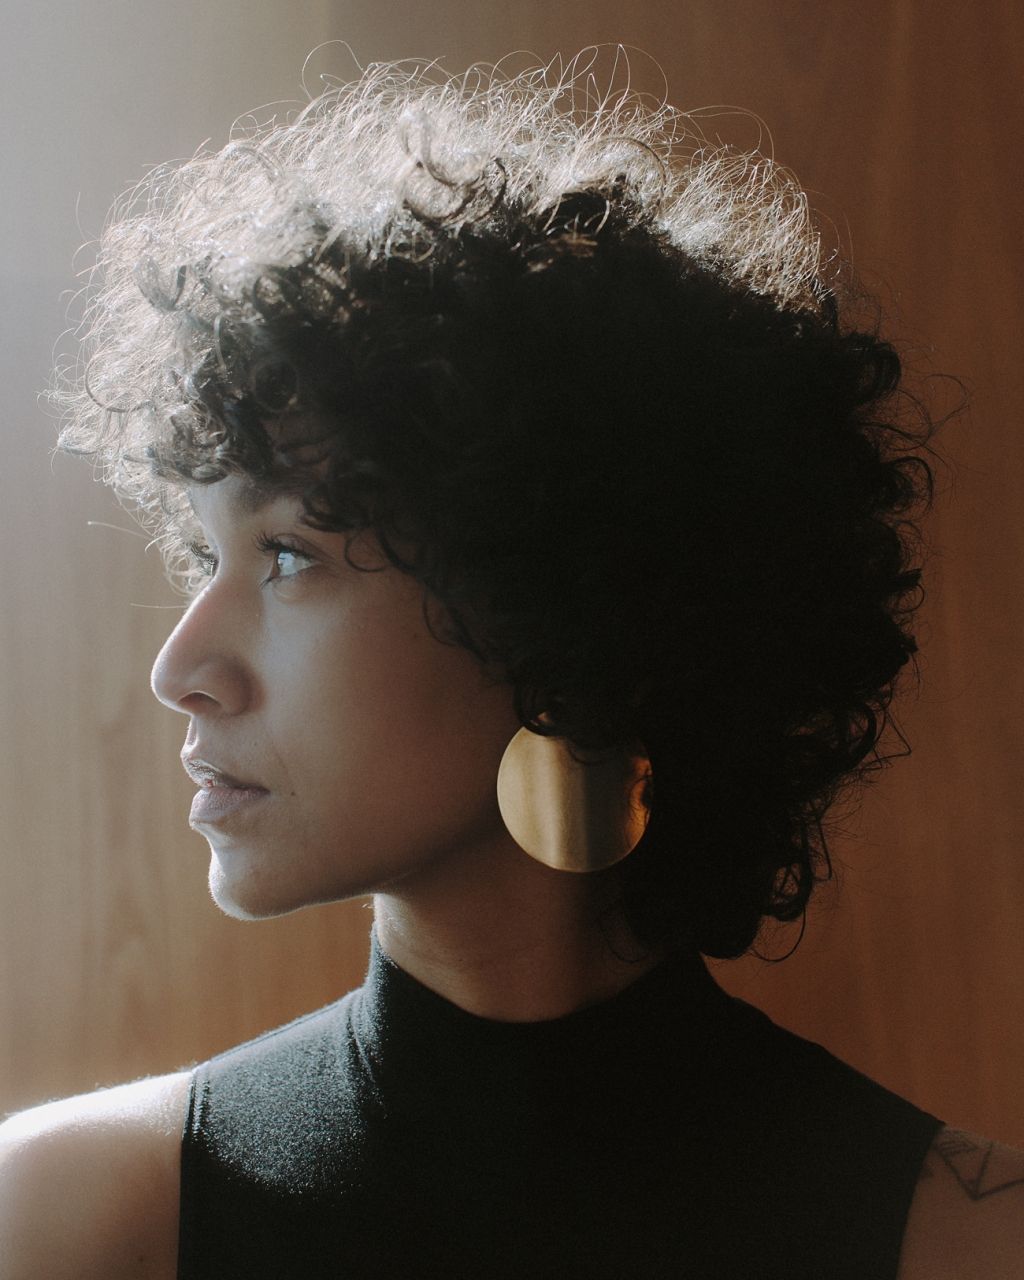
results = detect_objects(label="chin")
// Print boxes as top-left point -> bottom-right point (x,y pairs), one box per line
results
206,849 -> 382,921
207,855 -> 310,921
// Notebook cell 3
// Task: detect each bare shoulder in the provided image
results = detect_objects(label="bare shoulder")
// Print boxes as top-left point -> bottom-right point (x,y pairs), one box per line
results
898,1125 -> 1024,1279
0,1070 -> 192,1280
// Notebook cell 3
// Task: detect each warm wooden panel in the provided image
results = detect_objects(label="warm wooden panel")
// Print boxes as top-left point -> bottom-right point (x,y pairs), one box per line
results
3,1 -> 1021,1150
653,0 -> 1024,1146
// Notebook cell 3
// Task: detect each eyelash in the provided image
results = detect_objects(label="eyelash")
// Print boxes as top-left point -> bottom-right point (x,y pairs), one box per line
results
185,534 -> 314,584
186,541 -> 218,576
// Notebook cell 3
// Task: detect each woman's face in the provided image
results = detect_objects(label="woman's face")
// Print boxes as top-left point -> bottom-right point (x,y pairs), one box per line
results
150,475 -> 522,919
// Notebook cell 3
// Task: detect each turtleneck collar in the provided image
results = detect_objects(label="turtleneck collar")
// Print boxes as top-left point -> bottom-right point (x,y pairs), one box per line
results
349,927 -> 730,1116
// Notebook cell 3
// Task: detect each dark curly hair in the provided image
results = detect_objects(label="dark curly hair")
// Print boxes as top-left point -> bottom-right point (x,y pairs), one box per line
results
53,49 -> 947,959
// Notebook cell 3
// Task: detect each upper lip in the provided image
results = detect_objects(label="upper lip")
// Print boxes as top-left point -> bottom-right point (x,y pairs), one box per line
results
181,753 -> 267,791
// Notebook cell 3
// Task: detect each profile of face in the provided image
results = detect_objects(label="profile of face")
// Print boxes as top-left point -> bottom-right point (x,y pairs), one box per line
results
150,475 -> 522,919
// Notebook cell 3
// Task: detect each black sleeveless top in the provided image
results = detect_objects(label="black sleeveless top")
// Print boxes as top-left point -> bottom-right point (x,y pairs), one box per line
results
177,933 -> 943,1278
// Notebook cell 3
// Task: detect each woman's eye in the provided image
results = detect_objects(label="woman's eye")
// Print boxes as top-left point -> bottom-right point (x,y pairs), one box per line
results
183,535 -> 313,584
269,547 -> 311,580
256,535 -> 315,583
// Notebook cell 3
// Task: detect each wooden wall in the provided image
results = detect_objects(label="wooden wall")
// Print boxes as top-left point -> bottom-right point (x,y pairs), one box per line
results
3,2 -> 1021,1144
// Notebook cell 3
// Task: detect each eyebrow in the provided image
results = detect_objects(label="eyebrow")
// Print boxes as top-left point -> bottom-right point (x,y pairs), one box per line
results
187,476 -> 286,519
233,477 -> 283,515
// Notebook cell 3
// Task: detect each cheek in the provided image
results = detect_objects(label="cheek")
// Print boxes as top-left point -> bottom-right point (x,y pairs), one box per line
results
270,600 -> 519,845
343,639 -> 517,811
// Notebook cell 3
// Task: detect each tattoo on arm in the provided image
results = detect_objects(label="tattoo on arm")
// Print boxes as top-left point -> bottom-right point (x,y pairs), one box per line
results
930,1128 -> 1024,1201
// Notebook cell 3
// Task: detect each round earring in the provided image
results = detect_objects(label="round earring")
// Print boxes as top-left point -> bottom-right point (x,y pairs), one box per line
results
496,726 -> 652,873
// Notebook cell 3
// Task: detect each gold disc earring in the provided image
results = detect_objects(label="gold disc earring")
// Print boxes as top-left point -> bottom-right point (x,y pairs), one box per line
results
496,727 -> 652,873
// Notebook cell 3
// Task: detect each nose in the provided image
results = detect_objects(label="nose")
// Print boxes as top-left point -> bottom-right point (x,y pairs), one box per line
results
150,584 -> 253,718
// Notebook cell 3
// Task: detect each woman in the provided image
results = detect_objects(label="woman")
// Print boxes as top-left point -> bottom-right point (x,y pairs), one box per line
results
2,51 -> 1021,1279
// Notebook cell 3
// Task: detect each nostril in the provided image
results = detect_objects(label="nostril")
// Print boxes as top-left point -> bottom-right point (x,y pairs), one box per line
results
180,691 -> 221,714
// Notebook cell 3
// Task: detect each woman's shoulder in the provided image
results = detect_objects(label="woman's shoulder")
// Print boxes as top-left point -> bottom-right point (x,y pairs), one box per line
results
0,1069 -> 191,1280
898,1125 -> 1024,1279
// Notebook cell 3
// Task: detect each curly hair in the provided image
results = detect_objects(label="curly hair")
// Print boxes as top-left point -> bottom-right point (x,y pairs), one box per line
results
52,48 -> 945,959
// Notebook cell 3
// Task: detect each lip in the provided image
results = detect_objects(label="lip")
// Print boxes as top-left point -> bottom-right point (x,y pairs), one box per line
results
181,754 -> 270,827
181,753 -> 266,789
189,783 -> 269,826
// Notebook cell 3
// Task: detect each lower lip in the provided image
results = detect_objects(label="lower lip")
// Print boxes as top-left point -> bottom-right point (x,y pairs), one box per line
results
190,785 -> 269,825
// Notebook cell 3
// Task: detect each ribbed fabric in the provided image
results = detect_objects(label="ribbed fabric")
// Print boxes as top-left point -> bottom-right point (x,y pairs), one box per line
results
177,932 -> 942,1278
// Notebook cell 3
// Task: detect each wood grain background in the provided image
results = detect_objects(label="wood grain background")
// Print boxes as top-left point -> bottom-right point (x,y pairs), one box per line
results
2,1 -> 1021,1144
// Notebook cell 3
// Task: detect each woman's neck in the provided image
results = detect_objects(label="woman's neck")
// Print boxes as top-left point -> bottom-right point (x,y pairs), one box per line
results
372,840 -> 662,1022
